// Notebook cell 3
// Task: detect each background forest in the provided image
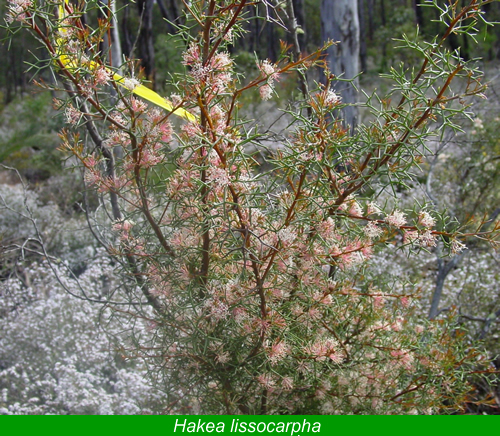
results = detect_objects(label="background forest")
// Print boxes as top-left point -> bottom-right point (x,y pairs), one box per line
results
1,0 -> 500,414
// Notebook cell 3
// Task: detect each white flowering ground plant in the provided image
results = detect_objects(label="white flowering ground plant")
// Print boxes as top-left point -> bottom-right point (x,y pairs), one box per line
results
6,0 -> 500,414
0,172 -> 167,414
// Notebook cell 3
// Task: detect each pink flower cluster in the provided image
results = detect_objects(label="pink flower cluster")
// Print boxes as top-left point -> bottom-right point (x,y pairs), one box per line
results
258,60 -> 280,101
385,209 -> 407,227
182,43 -> 233,96
323,89 -> 341,107
6,0 -> 33,23
304,338 -> 344,363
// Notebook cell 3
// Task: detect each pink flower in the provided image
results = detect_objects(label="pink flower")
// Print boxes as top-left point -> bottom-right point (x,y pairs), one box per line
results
213,72 -> 233,93
258,60 -> 280,100
209,104 -> 223,120
130,97 -> 147,113
182,121 -> 203,139
259,84 -> 273,101
415,325 -> 425,334
108,176 -> 129,191
139,149 -> 162,168
372,294 -> 385,309
84,168 -> 101,186
304,338 -> 344,363
182,43 -> 201,66
113,219 -> 134,233
362,244 -> 373,258
190,64 -> 210,82
208,167 -> 231,188
206,298 -> 229,321
364,221 -> 382,239
158,121 -> 173,143
323,89 -> 341,107
266,340 -> 289,365
418,230 -> 437,248
348,201 -> 363,217
281,377 -> 294,390
473,117 -> 484,129
385,209 -> 407,227
6,0 -> 32,23
308,307 -> 321,321
258,60 -> 280,82
391,317 -> 404,332
65,104 -> 81,125
367,201 -> 381,216
232,307 -> 248,325
400,296 -> 410,308
95,66 -> 112,86
215,351 -> 230,364
418,211 -> 435,228
278,227 -> 297,247
317,217 -> 336,240
170,93 -> 183,107
121,77 -> 140,91
106,130 -> 131,147
257,373 -> 276,389
403,230 -> 419,244
390,349 -> 414,370
451,239 -> 467,254
83,155 -> 99,169
212,52 -> 232,70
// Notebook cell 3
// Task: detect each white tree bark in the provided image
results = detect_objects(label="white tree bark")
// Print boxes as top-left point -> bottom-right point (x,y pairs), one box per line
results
321,0 -> 360,131
99,0 -> 123,70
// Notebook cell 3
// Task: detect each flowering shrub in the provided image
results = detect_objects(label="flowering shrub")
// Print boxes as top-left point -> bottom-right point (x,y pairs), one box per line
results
0,179 -> 165,414
6,0 -> 500,414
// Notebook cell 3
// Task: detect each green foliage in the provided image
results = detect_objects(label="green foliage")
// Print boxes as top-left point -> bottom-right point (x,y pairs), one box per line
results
304,0 -> 321,50
154,33 -> 186,92
371,6 -> 425,71
0,92 -> 64,181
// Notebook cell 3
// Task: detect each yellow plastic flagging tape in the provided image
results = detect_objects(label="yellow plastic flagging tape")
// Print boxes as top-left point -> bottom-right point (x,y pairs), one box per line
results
57,0 -> 196,122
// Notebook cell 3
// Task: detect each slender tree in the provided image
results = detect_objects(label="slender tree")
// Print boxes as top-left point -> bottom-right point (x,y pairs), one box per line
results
98,0 -> 123,69
358,0 -> 367,72
321,0 -> 360,131
136,0 -> 156,86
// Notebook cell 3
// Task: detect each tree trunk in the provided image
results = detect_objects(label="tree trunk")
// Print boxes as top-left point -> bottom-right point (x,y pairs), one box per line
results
292,0 -> 307,48
366,0 -> 374,41
247,5 -> 257,53
266,8 -> 277,61
321,0 -> 360,132
413,0 -> 424,30
121,1 -> 133,59
380,0 -> 386,26
137,0 -> 156,87
98,0 -> 123,69
428,252 -> 464,320
429,207 -> 500,320
156,0 -> 178,34
358,0 -> 367,72
169,0 -> 184,26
